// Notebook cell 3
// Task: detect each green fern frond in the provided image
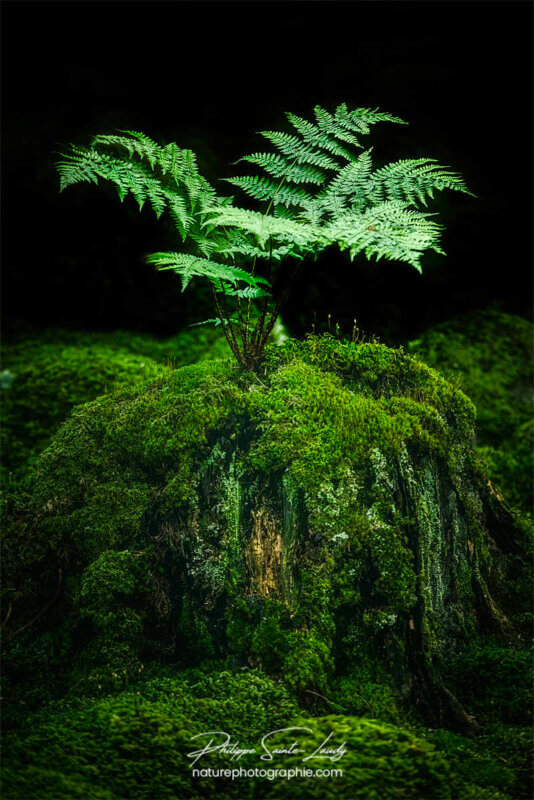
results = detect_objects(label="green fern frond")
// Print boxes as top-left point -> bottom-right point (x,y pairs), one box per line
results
317,149 -> 375,216
224,176 -> 313,208
369,158 -> 473,206
92,131 -> 215,195
203,207 -> 324,252
260,131 -> 341,170
313,106 -> 364,146
238,153 -> 327,185
145,252 -> 270,292
58,105 -> 472,369
58,133 -> 218,242
92,131 -> 162,170
333,104 -> 407,134
286,112 -> 358,160
215,285 -> 271,299
208,227 -> 294,262
325,200 -> 444,272
57,148 -> 168,215
189,317 -> 242,328
233,105 -> 417,226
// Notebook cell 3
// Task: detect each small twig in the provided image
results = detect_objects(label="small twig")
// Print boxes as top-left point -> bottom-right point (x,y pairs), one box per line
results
304,689 -> 348,712
305,686 -> 373,716
0,602 -> 12,633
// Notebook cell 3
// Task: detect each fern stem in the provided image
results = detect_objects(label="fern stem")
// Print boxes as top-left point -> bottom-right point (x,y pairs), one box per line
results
219,279 -> 243,359
211,286 -> 243,366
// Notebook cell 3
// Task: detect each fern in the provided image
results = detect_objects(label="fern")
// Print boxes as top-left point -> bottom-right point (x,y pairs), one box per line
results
238,153 -> 327,185
145,252 -> 270,292
223,176 -> 313,208
57,103 -> 472,370
202,207 -> 324,253
57,132 -> 218,241
324,201 -> 444,272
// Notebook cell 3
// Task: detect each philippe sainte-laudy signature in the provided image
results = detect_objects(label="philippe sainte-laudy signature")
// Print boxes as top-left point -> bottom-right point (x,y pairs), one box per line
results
187,727 -> 348,768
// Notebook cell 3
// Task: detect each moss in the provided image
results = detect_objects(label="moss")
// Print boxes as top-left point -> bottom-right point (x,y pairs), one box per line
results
0,344 -> 165,481
282,630 -> 333,693
253,714 -> 453,799
1,359 -> 244,708
0,327 -> 231,483
1,666 -> 520,800
1,335 -> 519,725
1,325 -> 230,371
425,729 -> 516,799
1,667 -> 297,799
477,724 -> 533,798
329,670 -> 403,722
409,309 -> 533,513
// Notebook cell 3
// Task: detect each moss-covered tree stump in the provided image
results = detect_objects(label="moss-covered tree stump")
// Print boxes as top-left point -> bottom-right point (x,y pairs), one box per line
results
2,336 -> 525,726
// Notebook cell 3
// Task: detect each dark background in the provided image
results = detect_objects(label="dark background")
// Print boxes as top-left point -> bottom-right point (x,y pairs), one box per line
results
2,0 -> 533,343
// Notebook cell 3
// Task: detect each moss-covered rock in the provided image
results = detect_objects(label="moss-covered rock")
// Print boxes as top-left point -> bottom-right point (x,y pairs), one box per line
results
408,310 -> 533,513
0,327 -> 231,480
2,336 -> 528,729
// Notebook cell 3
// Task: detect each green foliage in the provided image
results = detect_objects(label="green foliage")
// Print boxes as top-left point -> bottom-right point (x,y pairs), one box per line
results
0,358 -> 242,685
476,723 -> 533,798
146,251 -> 270,294
1,668 -> 298,799
0,328 -> 231,482
57,106 -> 470,369
0,342 -> 164,479
252,335 -> 476,489
254,715 -> 451,799
426,728 -> 517,799
282,631 -> 333,693
330,671 -> 402,722
409,309 -> 533,512
57,131 -> 218,240
1,667 -> 519,800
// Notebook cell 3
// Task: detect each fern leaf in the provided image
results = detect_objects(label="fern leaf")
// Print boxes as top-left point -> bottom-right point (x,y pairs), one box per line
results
145,252 -> 271,292
189,317 -> 240,328
312,106 -> 364,146
333,104 -> 407,135
238,153 -> 327,185
260,131 -> 341,170
215,285 -> 271,299
317,150 -> 375,215
369,158 -> 473,206
286,112 -> 358,160
203,207 -> 325,251
324,200 -> 444,272
224,176 -> 313,208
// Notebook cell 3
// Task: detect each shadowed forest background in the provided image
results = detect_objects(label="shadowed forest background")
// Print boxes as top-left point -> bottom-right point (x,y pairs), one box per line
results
3,0 -> 532,340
